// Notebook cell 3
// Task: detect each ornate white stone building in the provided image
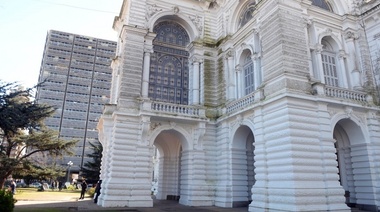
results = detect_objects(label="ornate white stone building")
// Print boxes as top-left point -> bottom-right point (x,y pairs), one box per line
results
97,0 -> 380,211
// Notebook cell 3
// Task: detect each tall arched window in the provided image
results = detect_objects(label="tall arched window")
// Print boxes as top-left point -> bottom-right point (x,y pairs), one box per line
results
311,0 -> 333,12
238,1 -> 257,29
149,21 -> 190,104
244,55 -> 255,95
321,38 -> 339,87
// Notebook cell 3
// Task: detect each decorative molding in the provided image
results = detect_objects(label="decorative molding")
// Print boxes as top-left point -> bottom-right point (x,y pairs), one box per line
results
146,4 -> 162,21
173,6 -> 180,14
189,14 -> 203,34
150,122 -> 161,131
344,30 -> 359,40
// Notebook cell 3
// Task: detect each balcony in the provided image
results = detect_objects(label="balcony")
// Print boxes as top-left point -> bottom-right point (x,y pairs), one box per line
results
312,83 -> 370,104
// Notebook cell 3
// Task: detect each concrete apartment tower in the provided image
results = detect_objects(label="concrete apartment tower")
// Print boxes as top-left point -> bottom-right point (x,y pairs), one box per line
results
97,0 -> 380,211
36,30 -> 116,174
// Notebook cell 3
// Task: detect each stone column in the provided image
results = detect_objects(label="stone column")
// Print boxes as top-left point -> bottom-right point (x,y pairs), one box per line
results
252,53 -> 260,90
235,65 -> 242,98
192,58 -> 200,105
141,33 -> 155,98
338,50 -> 349,88
226,52 -> 236,100
344,31 -> 361,89
314,44 -> 325,84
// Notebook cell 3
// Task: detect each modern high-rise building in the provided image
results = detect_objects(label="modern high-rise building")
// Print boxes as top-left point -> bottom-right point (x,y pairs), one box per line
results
36,30 -> 116,175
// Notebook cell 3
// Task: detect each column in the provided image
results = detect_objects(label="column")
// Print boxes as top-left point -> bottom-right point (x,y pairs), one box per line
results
141,33 -> 155,98
192,58 -> 200,105
314,44 -> 325,84
338,50 -> 349,88
227,52 -> 236,100
252,53 -> 260,90
235,65 -> 242,98
345,31 -> 361,88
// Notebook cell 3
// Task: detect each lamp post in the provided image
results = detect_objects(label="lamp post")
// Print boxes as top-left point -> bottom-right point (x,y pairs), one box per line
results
66,161 -> 73,183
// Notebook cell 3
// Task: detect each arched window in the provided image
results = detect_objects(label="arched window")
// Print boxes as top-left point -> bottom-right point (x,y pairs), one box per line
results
242,52 -> 255,95
321,38 -> 339,87
311,0 -> 333,12
149,21 -> 190,104
238,1 -> 257,29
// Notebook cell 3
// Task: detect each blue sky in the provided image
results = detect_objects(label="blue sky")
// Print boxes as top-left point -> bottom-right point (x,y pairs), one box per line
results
0,0 -> 123,88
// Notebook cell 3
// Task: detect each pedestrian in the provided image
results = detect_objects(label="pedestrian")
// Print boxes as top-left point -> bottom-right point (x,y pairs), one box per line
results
9,180 -> 16,195
79,180 -> 87,199
94,180 -> 102,203
58,181 -> 63,191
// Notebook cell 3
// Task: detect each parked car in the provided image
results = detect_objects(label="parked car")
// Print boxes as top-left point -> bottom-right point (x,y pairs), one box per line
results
29,182 -> 42,188
16,182 -> 27,188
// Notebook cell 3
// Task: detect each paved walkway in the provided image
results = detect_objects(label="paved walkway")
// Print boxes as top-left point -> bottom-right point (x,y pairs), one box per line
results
16,198 -> 248,211
16,198 -> 369,212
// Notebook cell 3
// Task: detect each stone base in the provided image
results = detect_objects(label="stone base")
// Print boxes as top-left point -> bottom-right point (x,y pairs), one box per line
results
100,199 -> 153,207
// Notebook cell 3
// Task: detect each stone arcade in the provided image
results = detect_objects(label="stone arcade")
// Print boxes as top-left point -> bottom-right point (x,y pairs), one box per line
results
97,0 -> 380,211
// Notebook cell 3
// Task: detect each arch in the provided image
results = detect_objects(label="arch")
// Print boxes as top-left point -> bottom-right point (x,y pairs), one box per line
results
228,0 -> 257,34
149,124 -> 192,150
231,124 -> 256,207
318,34 -> 343,50
148,11 -> 199,41
311,0 -> 334,12
332,117 -> 368,207
330,112 -> 368,145
153,129 -> 184,201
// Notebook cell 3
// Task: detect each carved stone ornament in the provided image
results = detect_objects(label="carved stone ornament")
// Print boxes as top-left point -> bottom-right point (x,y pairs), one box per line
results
173,6 -> 180,14
150,122 -> 161,131
302,17 -> 312,28
189,14 -> 203,34
345,31 -> 359,40
146,4 -> 162,21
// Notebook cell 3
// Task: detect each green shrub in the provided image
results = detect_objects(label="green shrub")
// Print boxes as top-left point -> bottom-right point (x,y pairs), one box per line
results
0,189 -> 17,212
66,184 -> 76,191
87,187 -> 95,197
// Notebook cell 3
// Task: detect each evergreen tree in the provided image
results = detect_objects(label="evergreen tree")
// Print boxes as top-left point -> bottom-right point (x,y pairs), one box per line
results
0,81 -> 78,188
81,141 -> 102,183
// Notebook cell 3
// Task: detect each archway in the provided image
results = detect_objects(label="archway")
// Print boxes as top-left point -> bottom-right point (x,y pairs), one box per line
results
153,129 -> 187,201
231,125 -> 256,207
333,118 -> 366,207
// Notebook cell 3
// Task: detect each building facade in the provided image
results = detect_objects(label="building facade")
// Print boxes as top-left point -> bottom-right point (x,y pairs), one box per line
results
36,30 -> 116,174
97,0 -> 380,211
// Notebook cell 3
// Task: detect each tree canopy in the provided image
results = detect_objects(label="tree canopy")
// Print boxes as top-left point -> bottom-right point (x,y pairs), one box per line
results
0,81 -> 78,188
81,141 -> 102,183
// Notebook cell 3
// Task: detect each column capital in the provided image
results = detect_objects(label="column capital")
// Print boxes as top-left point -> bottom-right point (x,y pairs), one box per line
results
344,30 -> 359,40
338,50 -> 347,59
191,57 -> 203,64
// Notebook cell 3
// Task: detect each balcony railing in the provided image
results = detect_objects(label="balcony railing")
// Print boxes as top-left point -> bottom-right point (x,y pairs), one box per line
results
226,92 -> 256,114
150,102 -> 205,118
324,86 -> 368,103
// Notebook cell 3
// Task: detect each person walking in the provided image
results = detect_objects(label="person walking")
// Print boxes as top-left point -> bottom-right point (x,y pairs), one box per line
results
79,180 -> 87,199
9,180 -> 16,195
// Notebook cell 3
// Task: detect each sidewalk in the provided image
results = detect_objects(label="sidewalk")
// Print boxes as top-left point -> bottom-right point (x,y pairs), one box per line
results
15,198 -> 368,212
16,198 -> 249,211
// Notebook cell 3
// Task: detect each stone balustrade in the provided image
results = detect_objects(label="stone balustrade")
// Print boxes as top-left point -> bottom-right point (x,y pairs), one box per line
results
226,92 -> 256,114
324,86 -> 368,103
151,102 -> 205,118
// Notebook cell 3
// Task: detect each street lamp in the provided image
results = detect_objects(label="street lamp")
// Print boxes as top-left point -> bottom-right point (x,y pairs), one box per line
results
66,161 -> 73,183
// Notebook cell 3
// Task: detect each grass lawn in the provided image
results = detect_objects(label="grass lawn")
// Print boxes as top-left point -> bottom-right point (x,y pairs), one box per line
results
13,188 -> 90,212
14,188 -> 81,201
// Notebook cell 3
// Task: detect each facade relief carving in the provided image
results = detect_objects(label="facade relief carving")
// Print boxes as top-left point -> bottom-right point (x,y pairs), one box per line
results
189,14 -> 203,35
345,30 -> 360,40
146,4 -> 162,21
150,122 -> 161,131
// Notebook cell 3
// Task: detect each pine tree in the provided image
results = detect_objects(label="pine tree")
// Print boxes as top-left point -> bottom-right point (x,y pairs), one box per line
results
81,141 -> 102,183
0,81 -> 78,188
